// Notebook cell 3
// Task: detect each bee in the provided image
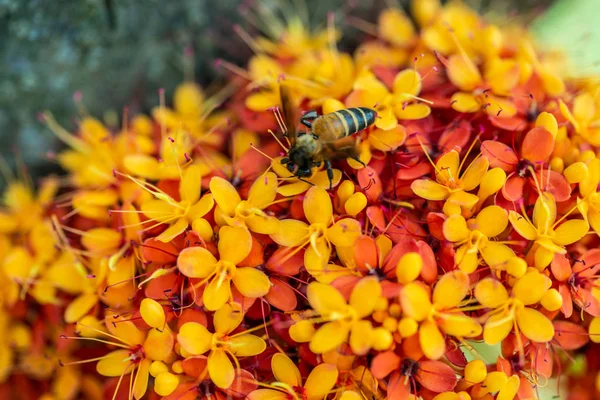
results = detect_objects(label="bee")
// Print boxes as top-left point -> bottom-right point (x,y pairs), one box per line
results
279,85 -> 376,188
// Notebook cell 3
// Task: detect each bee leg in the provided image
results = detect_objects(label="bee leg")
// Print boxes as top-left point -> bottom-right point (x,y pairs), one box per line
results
281,157 -> 289,164
298,177 -> 315,186
325,160 -> 334,190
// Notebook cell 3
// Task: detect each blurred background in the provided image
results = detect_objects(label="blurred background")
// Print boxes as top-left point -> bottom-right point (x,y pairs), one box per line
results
0,0 -> 597,185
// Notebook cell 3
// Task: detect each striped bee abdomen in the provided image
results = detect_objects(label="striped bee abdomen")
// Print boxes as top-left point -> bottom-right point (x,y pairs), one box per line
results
313,107 -> 376,140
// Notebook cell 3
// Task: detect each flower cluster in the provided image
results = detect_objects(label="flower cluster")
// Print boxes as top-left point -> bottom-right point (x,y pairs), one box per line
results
2,1 -> 600,399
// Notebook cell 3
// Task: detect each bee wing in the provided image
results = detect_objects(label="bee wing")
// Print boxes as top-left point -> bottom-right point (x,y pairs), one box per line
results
279,84 -> 298,145
317,136 -> 359,162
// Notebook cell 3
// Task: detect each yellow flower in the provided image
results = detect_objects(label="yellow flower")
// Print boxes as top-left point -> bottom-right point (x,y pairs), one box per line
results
443,205 -> 514,274
299,277 -> 390,355
577,157 -> 600,235
509,192 -> 589,269
560,92 -> 600,145
346,69 -> 430,132
475,272 -> 554,347
0,178 -> 57,234
400,270 -> 482,360
270,186 -> 361,281
177,303 -> 266,389
136,164 -> 214,242
210,173 -> 280,234
177,226 -> 270,311
248,353 -> 338,400
411,149 -> 503,216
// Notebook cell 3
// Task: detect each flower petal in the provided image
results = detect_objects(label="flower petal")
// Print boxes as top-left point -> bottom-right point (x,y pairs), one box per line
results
327,218 -> 362,247
509,211 -> 537,240
203,278 -> 231,311
271,353 -> 302,387
304,186 -> 333,225
512,271 -> 551,305
419,320 -> 445,360
156,218 -> 189,243
188,194 -> 214,221
180,164 -> 202,204
400,282 -> 432,321
433,270 -> 470,309
177,247 -> 217,278
177,322 -> 212,355
248,172 -> 278,209
304,363 -> 339,400
475,278 -> 509,308
516,307 -> 554,342
210,177 -> 242,217
270,219 -> 310,247
443,215 -> 469,243
483,313 -> 513,345
411,179 -> 449,200
475,205 -> 508,237
232,267 -> 270,298
553,219 -> 589,246
208,349 -> 235,389
229,334 -> 266,356
307,282 -> 347,314
349,277 -> 382,318
309,321 -> 350,354
219,226 -> 253,264
461,156 -> 489,191
349,320 -> 373,355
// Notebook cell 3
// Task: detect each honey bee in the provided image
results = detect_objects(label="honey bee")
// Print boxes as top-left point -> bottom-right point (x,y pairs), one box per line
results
279,85 -> 376,188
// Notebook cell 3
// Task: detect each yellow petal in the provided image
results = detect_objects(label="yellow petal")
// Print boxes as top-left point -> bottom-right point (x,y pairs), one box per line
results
140,298 -> 165,329
400,283 -> 432,321
327,218 -> 362,247
393,69 -> 422,99
477,168 -> 507,201
396,252 -> 423,285
246,215 -> 280,235
156,218 -> 189,243
349,320 -> 373,355
247,389 -> 289,400
218,226 -> 253,264
516,307 -> 554,342
344,192 -> 368,217
475,278 -> 509,308
589,317 -> 600,343
304,363 -> 339,400
309,321 -> 350,354
177,247 -> 217,278
435,150 -> 460,185
177,322 -> 212,355
461,157 -> 489,191
64,293 -> 98,323
438,314 -> 482,337
447,55 -> 482,91
433,270 -> 470,309
419,320 -> 445,360
451,92 -> 480,113
210,177 -> 241,217
480,242 -> 515,269
512,271 -> 551,305
248,172 -> 278,209
508,211 -> 537,240
187,193 -> 215,221
304,186 -> 333,225
232,267 -> 270,298
271,353 -> 302,387
270,219 -> 310,247
349,277 -> 382,318
229,334 -> 266,356
132,359 -> 151,399
143,328 -> 174,362
443,215 -> 470,242
483,313 -> 513,345
411,179 -> 449,200
535,112 -> 558,138
533,193 -> 556,234
208,349 -> 235,389
455,245 -> 479,274
214,302 -> 243,334
553,219 -> 589,246
307,282 -> 347,314
203,278 -> 232,311
96,350 -> 131,377
369,126 -> 406,152
475,205 -> 508,237
179,164 -> 202,204
497,375 -> 520,400
394,103 -> 431,120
